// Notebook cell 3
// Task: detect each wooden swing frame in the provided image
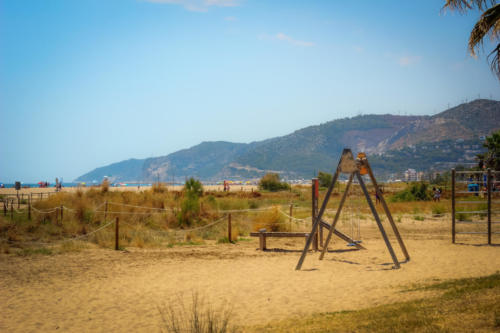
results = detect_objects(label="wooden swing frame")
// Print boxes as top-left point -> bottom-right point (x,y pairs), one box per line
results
296,149 -> 410,270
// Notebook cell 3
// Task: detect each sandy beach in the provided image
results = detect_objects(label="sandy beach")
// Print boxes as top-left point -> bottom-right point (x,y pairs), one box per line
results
0,217 -> 498,332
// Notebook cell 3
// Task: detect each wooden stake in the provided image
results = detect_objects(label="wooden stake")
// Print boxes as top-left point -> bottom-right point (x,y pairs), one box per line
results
60,204 -> 63,222
452,169 -> 456,244
312,178 -> 319,251
487,168 -> 492,245
228,213 -> 232,243
3,200 -> 6,217
104,201 -> 108,222
115,217 -> 120,250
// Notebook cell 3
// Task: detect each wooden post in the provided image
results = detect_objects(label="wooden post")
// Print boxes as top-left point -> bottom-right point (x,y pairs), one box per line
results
452,169 -> 456,244
259,229 -> 266,250
487,168 -> 492,245
228,213 -> 232,243
60,204 -> 63,223
289,204 -> 293,231
312,178 -> 319,251
10,200 -> 13,219
104,201 -> 108,222
3,200 -> 6,217
17,194 -> 20,209
28,199 -> 31,220
314,178 -> 319,250
56,207 -> 59,225
30,193 -> 32,204
115,217 -> 120,250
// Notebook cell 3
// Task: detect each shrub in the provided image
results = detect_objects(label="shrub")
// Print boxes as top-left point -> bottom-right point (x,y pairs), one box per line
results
177,178 -> 203,227
391,183 -> 431,202
184,178 -> 203,197
318,171 -> 333,188
101,178 -> 110,193
252,206 -> 287,232
152,182 -> 167,193
258,173 -> 290,192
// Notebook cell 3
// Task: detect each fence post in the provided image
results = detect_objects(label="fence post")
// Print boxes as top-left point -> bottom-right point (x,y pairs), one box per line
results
28,199 -> 31,220
115,217 -> 120,250
3,200 -> 6,217
56,207 -> 59,225
451,168 -> 456,244
30,193 -> 32,204
228,213 -> 232,243
60,204 -> 63,223
312,178 -> 319,251
10,200 -> 14,220
289,204 -> 293,231
487,168 -> 492,245
104,201 -> 108,222
17,194 -> 20,209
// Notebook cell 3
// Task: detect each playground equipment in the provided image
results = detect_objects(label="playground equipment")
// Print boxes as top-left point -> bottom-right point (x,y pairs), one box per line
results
296,149 -> 410,270
451,169 -> 500,244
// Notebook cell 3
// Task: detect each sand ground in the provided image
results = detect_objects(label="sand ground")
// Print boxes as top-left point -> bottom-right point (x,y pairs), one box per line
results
0,217 -> 499,332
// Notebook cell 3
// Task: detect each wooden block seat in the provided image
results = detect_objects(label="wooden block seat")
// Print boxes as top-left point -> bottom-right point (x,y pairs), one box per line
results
250,229 -> 309,250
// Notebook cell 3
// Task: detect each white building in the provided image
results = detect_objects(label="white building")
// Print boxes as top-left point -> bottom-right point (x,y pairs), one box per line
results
404,168 -> 418,182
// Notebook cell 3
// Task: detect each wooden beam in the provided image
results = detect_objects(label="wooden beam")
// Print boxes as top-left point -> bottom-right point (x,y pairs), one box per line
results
364,158 -> 410,261
319,220 -> 366,250
320,173 -> 354,259
356,171 -> 400,269
296,153 -> 344,270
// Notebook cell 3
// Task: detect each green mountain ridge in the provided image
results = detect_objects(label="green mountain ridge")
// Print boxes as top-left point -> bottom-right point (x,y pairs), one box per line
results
76,99 -> 500,182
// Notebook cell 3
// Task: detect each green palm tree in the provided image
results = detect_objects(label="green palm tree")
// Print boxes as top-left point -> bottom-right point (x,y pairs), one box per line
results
444,0 -> 500,79
477,130 -> 500,170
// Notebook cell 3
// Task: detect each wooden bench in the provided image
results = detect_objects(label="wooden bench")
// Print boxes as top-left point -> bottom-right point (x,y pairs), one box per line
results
250,229 -> 309,250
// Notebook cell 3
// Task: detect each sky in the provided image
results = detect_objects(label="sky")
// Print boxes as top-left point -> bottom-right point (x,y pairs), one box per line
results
1,0 -> 499,183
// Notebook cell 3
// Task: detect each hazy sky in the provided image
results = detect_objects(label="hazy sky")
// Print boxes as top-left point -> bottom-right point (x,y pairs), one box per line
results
1,0 -> 499,183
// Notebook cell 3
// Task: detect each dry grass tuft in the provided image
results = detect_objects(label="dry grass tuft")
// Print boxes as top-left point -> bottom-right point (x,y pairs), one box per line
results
158,292 -> 236,333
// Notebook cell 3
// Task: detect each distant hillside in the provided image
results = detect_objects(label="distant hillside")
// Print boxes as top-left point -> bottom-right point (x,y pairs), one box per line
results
76,99 -> 500,182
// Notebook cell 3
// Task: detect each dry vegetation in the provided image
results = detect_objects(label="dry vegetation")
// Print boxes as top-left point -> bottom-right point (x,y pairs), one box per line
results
0,182 -> 461,256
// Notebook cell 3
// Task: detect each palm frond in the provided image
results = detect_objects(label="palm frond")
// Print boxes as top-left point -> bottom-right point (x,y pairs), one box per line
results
444,0 -> 495,12
469,4 -> 500,55
487,42 -> 500,79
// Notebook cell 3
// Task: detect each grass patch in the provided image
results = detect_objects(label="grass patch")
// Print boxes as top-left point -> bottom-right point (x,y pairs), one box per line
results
414,215 -> 425,221
248,272 -> 500,332
16,247 -> 53,256
158,292 -> 236,333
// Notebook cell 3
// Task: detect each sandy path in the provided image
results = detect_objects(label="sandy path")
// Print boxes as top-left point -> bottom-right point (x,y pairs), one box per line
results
1,219 -> 499,332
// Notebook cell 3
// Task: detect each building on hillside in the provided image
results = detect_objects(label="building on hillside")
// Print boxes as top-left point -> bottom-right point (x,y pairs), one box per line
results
404,168 -> 419,182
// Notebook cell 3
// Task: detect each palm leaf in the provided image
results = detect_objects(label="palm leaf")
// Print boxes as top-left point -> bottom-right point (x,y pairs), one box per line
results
444,0 -> 495,12
488,43 -> 500,79
469,4 -> 500,55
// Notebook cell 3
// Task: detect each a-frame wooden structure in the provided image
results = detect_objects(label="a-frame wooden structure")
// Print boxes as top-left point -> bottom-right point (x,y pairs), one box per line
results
296,149 -> 410,270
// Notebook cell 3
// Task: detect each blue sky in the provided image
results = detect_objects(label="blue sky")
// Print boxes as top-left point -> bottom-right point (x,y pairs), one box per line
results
1,0 -> 499,183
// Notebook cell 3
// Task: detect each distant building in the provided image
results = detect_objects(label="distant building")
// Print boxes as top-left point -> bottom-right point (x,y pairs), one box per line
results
404,168 -> 418,182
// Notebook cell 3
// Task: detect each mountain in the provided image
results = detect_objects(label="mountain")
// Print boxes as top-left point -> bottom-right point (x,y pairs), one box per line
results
76,99 -> 500,182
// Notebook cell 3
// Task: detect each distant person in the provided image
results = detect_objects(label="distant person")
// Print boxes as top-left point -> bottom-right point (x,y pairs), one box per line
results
433,188 -> 441,202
